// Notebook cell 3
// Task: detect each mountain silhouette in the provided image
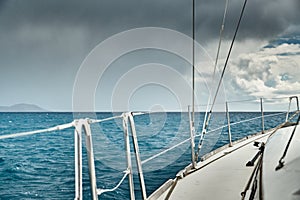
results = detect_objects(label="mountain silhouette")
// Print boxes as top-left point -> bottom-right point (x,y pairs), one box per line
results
0,103 -> 46,112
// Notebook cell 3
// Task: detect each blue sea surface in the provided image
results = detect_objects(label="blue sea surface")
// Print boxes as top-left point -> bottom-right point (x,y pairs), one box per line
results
0,112 -> 291,199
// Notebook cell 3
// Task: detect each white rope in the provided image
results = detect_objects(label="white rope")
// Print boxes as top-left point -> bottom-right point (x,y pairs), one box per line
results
88,112 -> 146,124
88,115 -> 123,124
132,112 -> 147,116
0,112 -> 148,140
141,136 -> 190,165
0,113 -> 135,140
97,169 -> 130,196
0,122 -> 74,140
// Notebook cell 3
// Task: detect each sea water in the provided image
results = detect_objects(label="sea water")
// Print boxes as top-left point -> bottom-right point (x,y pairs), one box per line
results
0,112 -> 290,199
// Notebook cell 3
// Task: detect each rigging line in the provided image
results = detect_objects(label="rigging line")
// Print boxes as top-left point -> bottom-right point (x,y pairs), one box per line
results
203,0 -> 229,121
209,0 -> 248,115
212,0 -> 229,82
218,0 -> 229,65
200,0 -> 229,144
192,0 -> 195,123
195,0 -> 231,161
275,114 -> 300,171
201,0 -> 229,136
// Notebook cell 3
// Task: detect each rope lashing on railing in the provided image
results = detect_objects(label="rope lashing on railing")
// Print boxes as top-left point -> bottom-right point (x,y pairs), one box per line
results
0,122 -> 74,140
97,169 -> 130,196
141,136 -> 191,165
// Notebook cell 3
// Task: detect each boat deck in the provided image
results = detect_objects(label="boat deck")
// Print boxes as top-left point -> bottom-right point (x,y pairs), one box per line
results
152,132 -> 271,200
262,124 -> 300,200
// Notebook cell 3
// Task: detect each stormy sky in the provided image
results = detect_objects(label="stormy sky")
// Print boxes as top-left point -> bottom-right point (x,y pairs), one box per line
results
0,0 -> 299,111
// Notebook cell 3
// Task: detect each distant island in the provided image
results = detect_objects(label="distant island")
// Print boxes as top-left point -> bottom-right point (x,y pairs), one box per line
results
0,103 -> 47,112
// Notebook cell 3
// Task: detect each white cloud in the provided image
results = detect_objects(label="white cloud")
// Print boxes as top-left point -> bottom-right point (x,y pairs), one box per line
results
225,43 -> 300,100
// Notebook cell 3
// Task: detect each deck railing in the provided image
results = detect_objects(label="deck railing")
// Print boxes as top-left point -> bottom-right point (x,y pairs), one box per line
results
0,96 -> 299,200
188,96 -> 299,171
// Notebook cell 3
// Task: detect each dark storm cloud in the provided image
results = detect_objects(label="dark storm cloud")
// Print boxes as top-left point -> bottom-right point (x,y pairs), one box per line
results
0,0 -> 192,67
0,0 -> 299,70
195,0 -> 300,41
0,0 -> 191,39
0,0 -> 299,110
0,0 -> 299,50
239,0 -> 300,39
